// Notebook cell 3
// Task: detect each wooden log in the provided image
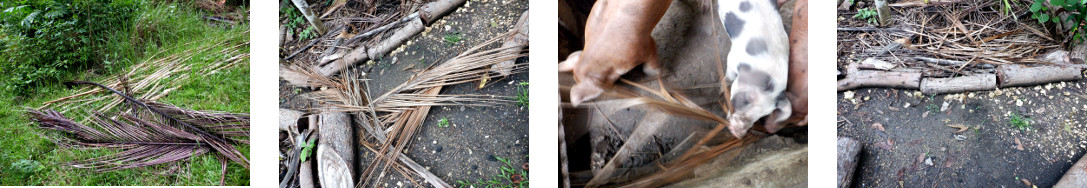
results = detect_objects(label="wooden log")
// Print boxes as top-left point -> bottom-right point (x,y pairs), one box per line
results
1055,154 -> 1087,187
419,0 -> 467,25
490,10 -> 530,76
318,111 -> 355,180
921,74 -> 997,94
997,65 -> 1083,88
280,108 -> 304,132
299,160 -> 315,188
317,144 -> 352,188
290,0 -> 327,34
366,19 -> 425,65
837,137 -> 862,188
837,63 -> 921,91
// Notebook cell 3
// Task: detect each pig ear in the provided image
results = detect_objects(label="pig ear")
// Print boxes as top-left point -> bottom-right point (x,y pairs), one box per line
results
570,82 -> 604,106
558,51 -> 582,72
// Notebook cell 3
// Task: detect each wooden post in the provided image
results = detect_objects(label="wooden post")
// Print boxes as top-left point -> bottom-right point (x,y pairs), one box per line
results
838,137 -> 862,188
291,0 -> 327,35
874,0 -> 891,26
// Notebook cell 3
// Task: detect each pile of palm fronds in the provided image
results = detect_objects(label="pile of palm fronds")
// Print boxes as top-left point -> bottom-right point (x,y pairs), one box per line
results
279,29 -> 527,188
838,0 -> 1076,77
27,81 -> 249,185
40,32 -> 249,114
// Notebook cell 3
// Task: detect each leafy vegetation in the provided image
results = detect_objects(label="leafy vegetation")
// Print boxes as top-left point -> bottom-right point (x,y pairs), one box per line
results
1031,0 -> 1087,44
456,156 -> 528,188
280,4 -> 316,40
0,0 -> 139,93
299,136 -> 316,162
438,117 -> 450,128
854,8 -> 879,24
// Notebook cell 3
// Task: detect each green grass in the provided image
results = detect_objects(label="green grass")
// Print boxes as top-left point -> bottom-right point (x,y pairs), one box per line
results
444,32 -> 464,46
0,2 -> 249,186
456,156 -> 529,188
1009,112 -> 1034,133
514,82 -> 529,108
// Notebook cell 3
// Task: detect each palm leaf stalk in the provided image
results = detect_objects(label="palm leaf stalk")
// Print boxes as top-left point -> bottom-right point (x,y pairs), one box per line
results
26,81 -> 249,185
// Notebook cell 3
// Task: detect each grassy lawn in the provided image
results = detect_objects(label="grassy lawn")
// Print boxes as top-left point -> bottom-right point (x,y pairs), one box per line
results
0,2 -> 249,186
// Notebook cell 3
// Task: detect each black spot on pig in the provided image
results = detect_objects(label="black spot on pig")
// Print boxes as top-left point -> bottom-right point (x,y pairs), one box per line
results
724,12 -> 745,38
746,38 -> 768,55
732,92 -> 751,109
740,70 -> 774,92
739,1 -> 752,12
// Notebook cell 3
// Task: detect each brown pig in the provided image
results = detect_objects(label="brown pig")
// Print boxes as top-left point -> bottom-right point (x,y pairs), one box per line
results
558,0 -> 671,106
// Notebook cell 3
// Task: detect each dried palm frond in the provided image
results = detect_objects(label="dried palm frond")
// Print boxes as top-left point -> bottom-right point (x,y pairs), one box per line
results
27,81 -> 249,185
565,78 -> 741,187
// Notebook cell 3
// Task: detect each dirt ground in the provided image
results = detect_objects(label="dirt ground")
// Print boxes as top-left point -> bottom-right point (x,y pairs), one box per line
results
559,0 -> 807,186
838,81 -> 1087,187
279,0 -> 529,187
836,1 -> 1087,186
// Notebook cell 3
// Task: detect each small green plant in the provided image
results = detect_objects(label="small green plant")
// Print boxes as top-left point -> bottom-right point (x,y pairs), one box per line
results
299,27 -> 317,40
854,8 -> 879,24
926,104 -> 939,113
443,32 -> 464,46
1031,0 -> 1087,44
10,159 -> 43,175
1009,113 -> 1034,132
456,156 -> 528,188
438,117 -> 450,128
299,136 -> 316,162
514,82 -> 529,108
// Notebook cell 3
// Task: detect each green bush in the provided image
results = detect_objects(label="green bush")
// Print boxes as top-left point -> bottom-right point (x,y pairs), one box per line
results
0,0 -> 138,93
10,159 -> 43,175
1031,0 -> 1087,45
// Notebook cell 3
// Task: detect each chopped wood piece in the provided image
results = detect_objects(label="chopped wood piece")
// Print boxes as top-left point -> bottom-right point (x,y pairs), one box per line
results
996,65 -> 1083,88
920,74 -> 996,94
317,144 -> 352,188
318,111 -> 355,179
838,137 -> 862,188
838,63 -> 922,91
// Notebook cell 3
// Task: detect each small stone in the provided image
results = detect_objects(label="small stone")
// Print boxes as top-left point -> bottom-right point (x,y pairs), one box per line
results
955,135 -> 967,140
1016,100 -> 1024,106
844,91 -> 855,99
924,158 -> 934,166
864,96 -> 871,101
968,93 -> 976,98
